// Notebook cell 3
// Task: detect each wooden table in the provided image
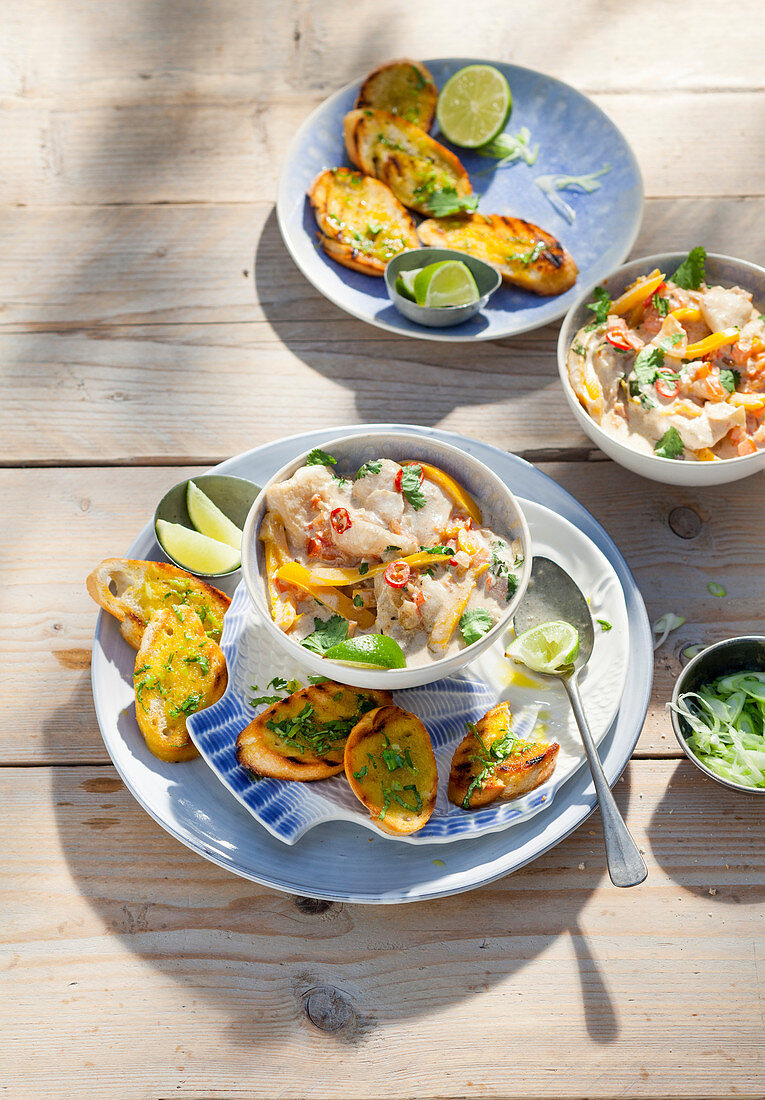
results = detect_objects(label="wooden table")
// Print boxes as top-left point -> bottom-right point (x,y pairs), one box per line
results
2,3 -> 763,1096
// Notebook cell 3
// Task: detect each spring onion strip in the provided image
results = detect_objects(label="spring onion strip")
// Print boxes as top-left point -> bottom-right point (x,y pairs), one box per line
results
652,612 -> 686,651
534,164 -> 611,224
669,672 -> 765,788
682,643 -> 707,660
708,581 -> 727,598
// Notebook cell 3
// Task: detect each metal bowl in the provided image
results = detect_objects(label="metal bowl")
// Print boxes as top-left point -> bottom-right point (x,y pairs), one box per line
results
384,247 -> 501,328
670,635 -> 765,794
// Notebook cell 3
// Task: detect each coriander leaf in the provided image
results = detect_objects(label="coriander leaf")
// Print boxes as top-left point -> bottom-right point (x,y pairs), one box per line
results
572,342 -> 586,356
356,460 -> 382,479
411,65 -> 426,91
353,594 -> 364,608
670,246 -> 706,290
353,765 -> 368,780
586,286 -> 611,325
422,188 -> 480,217
250,693 -> 282,707
358,562 -> 369,576
720,368 -> 740,393
653,292 -> 670,318
633,346 -> 665,389
305,447 -> 337,467
596,619 -> 613,631
654,427 -> 684,460
399,464 -> 426,511
308,675 -> 330,685
420,546 -> 454,556
300,615 -> 348,655
459,608 -> 494,646
384,545 -> 402,553
517,240 -> 547,266
659,333 -> 684,351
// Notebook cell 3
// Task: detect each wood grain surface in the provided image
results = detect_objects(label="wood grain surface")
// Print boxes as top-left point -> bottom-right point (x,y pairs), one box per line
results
2,1 -> 764,1097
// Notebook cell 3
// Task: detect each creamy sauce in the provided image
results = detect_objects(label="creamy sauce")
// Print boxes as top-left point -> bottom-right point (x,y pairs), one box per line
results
567,277 -> 765,461
262,457 -> 523,667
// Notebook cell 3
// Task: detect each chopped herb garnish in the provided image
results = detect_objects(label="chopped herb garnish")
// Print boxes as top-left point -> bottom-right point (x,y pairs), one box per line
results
670,246 -> 706,290
633,346 -> 666,389
421,546 -> 454,556
353,765 -> 368,780
168,692 -> 203,719
572,343 -> 586,356
300,615 -> 348,655
652,292 -> 670,318
659,333 -> 683,351
353,594 -> 364,608
250,693 -> 282,707
596,619 -> 613,631
422,188 -> 480,217
411,65 -> 427,91
489,546 -> 520,602
183,653 -> 210,676
399,464 -> 427,510
720,368 -> 740,393
461,721 -> 532,809
517,240 -> 547,266
459,607 -> 494,646
265,700 -> 362,758
305,447 -> 337,467
708,581 -> 727,598
308,675 -> 329,685
358,562 -> 369,576
654,427 -> 684,460
384,545 -> 402,554
356,460 -> 382,479
586,286 -> 611,325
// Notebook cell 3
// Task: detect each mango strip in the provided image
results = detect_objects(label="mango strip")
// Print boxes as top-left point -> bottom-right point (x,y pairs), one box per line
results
275,562 -> 375,629
695,448 -> 719,462
683,328 -> 740,360
428,562 -> 490,653
611,270 -> 665,316
414,462 -> 483,525
307,549 -> 453,587
731,392 -> 765,412
670,305 -> 703,323
259,512 -> 299,632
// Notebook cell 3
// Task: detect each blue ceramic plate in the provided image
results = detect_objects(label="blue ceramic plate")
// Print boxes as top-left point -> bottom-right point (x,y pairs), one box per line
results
276,58 -> 643,342
90,426 -> 652,903
187,498 -> 630,845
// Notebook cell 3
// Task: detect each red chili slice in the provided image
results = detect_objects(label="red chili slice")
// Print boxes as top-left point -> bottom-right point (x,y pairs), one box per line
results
384,560 -> 410,588
330,507 -> 351,534
655,373 -> 680,399
606,330 -> 632,352
306,537 -> 325,557
394,463 -> 424,492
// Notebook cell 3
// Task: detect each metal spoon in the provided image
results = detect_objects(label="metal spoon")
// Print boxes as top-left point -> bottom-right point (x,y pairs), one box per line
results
513,556 -> 647,888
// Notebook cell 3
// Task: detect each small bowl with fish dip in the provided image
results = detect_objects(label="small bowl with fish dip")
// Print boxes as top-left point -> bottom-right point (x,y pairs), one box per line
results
241,430 -> 531,689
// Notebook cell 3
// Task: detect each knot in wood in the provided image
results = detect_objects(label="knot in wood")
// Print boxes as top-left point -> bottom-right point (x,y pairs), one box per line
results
668,506 -> 702,539
304,986 -> 353,1033
294,895 -> 333,914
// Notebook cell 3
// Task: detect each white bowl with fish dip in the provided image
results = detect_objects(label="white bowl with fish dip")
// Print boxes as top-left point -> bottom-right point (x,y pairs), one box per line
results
241,430 -> 532,689
558,251 -> 765,485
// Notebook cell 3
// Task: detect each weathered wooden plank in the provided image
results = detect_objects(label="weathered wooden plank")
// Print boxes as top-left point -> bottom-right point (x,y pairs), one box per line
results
2,0 -> 762,104
1,197 -> 763,329
0,760 -> 762,1099
1,464 -> 760,765
2,91 -> 764,206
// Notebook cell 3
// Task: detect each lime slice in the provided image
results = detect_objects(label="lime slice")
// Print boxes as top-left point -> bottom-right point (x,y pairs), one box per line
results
186,481 -> 243,549
324,634 -> 407,669
156,519 -> 241,575
413,260 -> 479,308
506,621 -> 579,674
436,64 -> 512,148
395,268 -> 420,302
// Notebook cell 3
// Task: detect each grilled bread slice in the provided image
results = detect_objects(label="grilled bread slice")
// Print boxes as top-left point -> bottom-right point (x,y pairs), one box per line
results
355,59 -> 438,131
308,168 -> 420,276
448,701 -> 559,809
86,558 -> 230,648
344,705 -> 438,835
344,108 -> 472,216
237,683 -> 393,782
418,213 -> 578,296
133,605 -> 228,763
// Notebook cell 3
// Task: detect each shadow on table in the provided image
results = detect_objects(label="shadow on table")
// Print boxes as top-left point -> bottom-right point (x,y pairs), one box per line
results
646,759 -> 765,905
253,208 -> 562,430
45,673 -> 627,1048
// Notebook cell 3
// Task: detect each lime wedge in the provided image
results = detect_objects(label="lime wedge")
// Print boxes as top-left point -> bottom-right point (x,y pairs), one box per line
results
156,519 -> 241,575
186,480 -> 243,549
413,260 -> 479,308
395,268 -> 420,302
506,621 -> 579,674
324,634 -> 407,669
436,64 -> 512,148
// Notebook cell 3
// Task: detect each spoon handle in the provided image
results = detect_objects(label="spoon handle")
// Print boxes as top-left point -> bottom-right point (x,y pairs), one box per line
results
562,676 -> 647,888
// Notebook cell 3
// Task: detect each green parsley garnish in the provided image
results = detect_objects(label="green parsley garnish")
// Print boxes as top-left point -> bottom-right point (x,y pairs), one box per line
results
168,692 -> 203,719
305,448 -> 337,467
462,721 -> 531,809
586,286 -> 611,325
633,346 -> 666,389
411,65 -> 426,91
353,765 -> 368,780
652,292 -> 670,318
654,427 -> 685,459
420,546 -> 454,556
459,608 -> 494,646
596,619 -> 613,631
422,188 -> 480,217
517,241 -> 546,266
572,343 -> 586,356
356,460 -> 382,479
384,545 -> 402,554
300,615 -> 348,655
183,653 -> 210,676
669,246 -> 706,290
264,700 -> 368,759
399,464 -> 426,510
353,594 -> 364,608
489,544 -> 520,602
720,368 -> 740,393
358,562 -> 369,576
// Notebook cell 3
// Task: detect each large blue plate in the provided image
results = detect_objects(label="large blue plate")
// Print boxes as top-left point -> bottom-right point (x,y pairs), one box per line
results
276,59 -> 643,342
90,425 -> 652,903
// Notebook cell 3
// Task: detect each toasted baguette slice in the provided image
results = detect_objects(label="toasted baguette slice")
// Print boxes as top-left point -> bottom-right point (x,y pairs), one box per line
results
344,108 -> 472,216
355,59 -> 438,131
448,701 -> 559,809
86,558 -> 230,649
237,683 -> 393,782
418,213 -> 578,296
133,605 -> 227,763
344,705 -> 438,835
308,168 -> 419,276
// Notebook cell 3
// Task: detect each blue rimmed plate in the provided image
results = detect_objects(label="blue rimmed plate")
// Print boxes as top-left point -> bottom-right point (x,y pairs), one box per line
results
187,498 -> 629,844
276,58 -> 643,342
90,425 -> 652,902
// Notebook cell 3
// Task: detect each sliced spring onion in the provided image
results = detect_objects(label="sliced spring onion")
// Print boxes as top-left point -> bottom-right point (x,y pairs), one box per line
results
534,165 -> 611,224
669,671 -> 765,789
708,581 -> 727,598
682,643 -> 707,660
652,612 -> 686,651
